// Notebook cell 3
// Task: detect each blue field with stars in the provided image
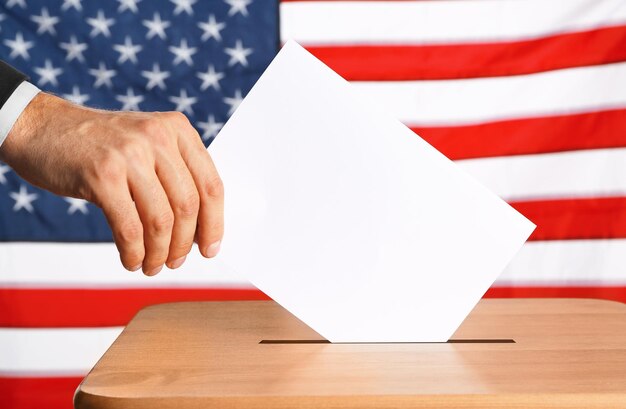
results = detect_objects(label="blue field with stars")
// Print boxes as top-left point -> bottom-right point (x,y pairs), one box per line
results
0,0 -> 278,241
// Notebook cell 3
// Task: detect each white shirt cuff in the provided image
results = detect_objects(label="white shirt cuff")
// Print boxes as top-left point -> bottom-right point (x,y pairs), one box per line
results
0,81 -> 41,148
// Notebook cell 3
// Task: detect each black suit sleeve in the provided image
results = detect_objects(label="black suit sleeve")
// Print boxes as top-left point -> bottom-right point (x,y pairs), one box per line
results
0,60 -> 28,110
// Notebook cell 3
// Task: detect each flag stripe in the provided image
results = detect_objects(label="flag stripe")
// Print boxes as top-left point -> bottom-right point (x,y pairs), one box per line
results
0,327 -> 122,375
458,148 -> 626,202
3,283 -> 626,328
485,286 -> 626,304
414,108 -> 626,160
513,197 -> 626,241
0,376 -> 81,409
500,239 -> 626,286
305,25 -> 626,81
0,243 -> 251,288
351,62 -> 626,126
1,239 -> 625,286
0,288 -> 269,328
280,0 -> 626,45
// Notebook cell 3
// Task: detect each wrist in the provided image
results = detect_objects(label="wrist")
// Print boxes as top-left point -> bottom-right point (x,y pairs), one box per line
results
0,92 -> 58,165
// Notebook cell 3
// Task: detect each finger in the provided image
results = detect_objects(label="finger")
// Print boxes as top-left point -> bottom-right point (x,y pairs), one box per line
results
98,184 -> 145,272
128,162 -> 174,276
154,147 -> 199,269
176,122 -> 224,258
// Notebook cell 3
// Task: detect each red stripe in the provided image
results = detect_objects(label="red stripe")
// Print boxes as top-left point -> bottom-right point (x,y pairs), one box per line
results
485,287 -> 626,304
413,108 -> 626,160
2,281 -> 626,328
0,288 -> 269,328
0,376 -> 80,409
306,25 -> 626,80
511,197 -> 626,241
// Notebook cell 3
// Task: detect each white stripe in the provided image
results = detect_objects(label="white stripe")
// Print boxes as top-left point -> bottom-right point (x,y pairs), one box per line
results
281,0 -> 626,45
498,239 -> 626,286
458,148 -> 626,202
0,243 -> 252,288
0,327 -> 122,376
351,62 -> 626,126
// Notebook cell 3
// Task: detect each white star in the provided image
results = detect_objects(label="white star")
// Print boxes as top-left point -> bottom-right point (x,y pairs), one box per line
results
60,35 -> 88,62
168,38 -> 197,66
225,0 -> 252,16
10,185 -> 38,213
223,89 -> 243,116
3,32 -> 34,60
197,65 -> 224,91
65,197 -> 89,215
34,59 -> 63,87
89,62 -> 116,88
61,0 -> 82,11
6,0 -> 27,9
197,115 -> 223,141
116,88 -> 144,111
118,0 -> 141,13
198,14 -> 225,42
143,12 -> 170,40
141,63 -> 170,90
63,86 -> 90,105
171,0 -> 196,15
114,36 -> 142,64
225,40 -> 252,67
31,7 -> 59,35
0,164 -> 10,185
0,14 -> 5,32
66,198 -> 89,214
169,89 -> 197,115
87,10 -> 114,38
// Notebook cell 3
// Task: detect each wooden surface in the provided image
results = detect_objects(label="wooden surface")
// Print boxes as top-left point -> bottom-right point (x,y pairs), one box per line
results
75,299 -> 626,409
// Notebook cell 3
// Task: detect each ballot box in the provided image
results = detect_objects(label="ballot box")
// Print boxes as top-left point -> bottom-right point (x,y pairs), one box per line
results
74,299 -> 626,409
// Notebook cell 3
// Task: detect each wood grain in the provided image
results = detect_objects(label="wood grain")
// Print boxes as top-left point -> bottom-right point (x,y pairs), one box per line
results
75,299 -> 626,409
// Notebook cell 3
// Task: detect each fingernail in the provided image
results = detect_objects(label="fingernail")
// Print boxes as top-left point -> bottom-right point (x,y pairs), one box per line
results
168,255 -> 186,269
129,264 -> 142,272
144,265 -> 163,276
203,241 -> 221,258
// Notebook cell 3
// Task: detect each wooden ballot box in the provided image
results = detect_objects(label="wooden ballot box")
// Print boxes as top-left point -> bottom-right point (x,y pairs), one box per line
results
75,299 -> 626,409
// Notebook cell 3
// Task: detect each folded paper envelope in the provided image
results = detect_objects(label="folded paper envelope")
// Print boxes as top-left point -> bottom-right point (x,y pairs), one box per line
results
208,40 -> 535,343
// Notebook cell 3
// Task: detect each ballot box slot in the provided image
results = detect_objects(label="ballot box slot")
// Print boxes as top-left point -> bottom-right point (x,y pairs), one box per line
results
259,339 -> 515,344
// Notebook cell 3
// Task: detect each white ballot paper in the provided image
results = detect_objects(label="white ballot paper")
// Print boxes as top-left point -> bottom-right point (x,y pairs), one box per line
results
209,41 -> 535,343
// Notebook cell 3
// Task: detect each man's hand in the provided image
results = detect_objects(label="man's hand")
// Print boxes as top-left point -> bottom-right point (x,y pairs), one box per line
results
0,92 -> 223,275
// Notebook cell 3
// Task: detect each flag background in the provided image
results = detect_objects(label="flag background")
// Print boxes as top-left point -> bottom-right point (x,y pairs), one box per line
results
1,0 -> 626,408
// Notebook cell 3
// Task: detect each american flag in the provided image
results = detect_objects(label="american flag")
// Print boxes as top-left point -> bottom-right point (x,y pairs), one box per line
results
1,0 -> 625,407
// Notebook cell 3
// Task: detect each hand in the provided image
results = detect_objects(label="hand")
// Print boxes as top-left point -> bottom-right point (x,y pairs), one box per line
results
0,92 -> 224,275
